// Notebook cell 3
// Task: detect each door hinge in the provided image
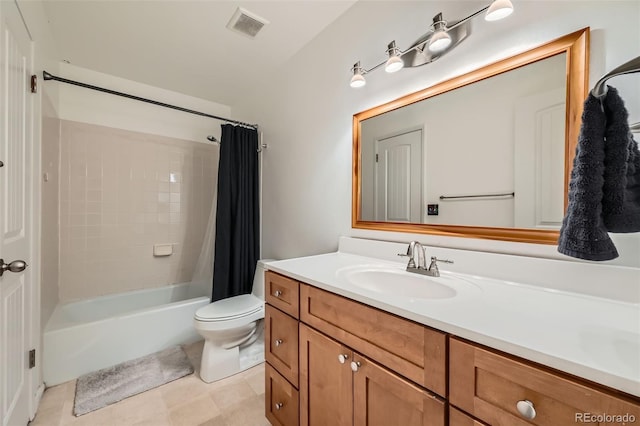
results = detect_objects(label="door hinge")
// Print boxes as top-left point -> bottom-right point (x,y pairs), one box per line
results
30,75 -> 38,93
375,153 -> 379,162
29,349 -> 36,369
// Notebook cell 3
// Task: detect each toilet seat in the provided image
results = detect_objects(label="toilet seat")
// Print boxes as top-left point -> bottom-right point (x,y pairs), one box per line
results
195,294 -> 264,322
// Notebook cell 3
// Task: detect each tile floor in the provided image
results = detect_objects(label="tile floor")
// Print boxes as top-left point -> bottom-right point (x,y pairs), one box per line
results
29,340 -> 270,426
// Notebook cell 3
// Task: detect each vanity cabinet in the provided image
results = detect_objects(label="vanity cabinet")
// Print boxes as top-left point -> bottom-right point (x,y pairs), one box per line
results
299,283 -> 447,397
300,324 -> 445,426
449,338 -> 640,425
265,271 -> 300,426
265,270 -> 640,426
297,281 -> 446,426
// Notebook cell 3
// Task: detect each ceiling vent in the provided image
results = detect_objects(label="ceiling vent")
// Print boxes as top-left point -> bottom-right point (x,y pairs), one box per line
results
226,7 -> 269,39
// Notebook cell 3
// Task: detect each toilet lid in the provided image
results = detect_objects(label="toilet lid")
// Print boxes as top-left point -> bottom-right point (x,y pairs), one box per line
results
195,294 -> 263,322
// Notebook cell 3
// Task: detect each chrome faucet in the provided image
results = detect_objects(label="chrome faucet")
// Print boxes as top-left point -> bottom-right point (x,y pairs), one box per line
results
398,241 -> 423,268
398,241 -> 453,277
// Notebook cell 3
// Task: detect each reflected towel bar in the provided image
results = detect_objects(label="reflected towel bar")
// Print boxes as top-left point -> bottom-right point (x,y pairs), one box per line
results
439,192 -> 515,200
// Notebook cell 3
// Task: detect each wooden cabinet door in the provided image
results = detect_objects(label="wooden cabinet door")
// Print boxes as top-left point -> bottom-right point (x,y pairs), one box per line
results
300,324 -> 353,426
266,305 -> 299,386
352,353 -> 445,426
266,363 -> 299,426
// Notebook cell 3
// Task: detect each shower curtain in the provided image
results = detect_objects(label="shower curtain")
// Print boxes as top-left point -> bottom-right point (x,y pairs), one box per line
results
211,124 -> 260,301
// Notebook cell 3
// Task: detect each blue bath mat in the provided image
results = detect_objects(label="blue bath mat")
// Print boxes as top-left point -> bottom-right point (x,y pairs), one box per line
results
73,345 -> 194,416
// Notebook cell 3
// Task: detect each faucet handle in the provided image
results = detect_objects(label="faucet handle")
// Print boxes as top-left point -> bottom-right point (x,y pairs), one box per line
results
398,252 -> 416,268
431,257 -> 453,264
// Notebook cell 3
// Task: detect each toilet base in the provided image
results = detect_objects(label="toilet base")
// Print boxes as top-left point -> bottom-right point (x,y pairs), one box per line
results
198,327 -> 265,383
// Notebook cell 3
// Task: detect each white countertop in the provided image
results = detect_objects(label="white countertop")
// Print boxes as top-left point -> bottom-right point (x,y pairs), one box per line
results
266,250 -> 640,398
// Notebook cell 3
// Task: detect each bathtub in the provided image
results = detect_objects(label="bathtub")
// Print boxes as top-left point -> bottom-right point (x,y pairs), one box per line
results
43,282 -> 210,386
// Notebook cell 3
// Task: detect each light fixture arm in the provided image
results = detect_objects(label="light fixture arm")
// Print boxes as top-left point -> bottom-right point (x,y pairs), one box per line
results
446,5 -> 490,32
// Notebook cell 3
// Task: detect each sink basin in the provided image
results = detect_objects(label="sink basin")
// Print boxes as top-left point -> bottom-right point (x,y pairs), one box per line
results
337,265 -> 458,300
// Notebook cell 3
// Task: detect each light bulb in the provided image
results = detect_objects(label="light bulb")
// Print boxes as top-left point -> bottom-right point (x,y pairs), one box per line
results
485,0 -> 514,21
384,40 -> 404,73
428,30 -> 451,53
385,55 -> 404,73
350,73 -> 366,88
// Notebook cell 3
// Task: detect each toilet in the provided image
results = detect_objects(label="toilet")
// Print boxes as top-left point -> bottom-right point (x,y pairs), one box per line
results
193,259 -> 272,383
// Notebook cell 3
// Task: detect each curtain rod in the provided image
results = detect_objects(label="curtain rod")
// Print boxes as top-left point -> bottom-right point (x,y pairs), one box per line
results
42,71 -> 258,130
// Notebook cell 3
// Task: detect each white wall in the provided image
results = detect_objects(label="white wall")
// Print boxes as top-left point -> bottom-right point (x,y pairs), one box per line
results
234,1 -> 640,267
55,62 -> 232,144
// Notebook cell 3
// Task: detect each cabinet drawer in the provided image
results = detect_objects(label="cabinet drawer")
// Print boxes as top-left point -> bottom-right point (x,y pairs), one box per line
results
449,407 -> 488,426
450,338 -> 640,426
300,284 -> 446,396
266,363 -> 299,426
266,271 -> 299,318
266,305 -> 299,387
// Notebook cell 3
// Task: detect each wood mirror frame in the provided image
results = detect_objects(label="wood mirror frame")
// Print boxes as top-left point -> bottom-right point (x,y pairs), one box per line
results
352,28 -> 589,244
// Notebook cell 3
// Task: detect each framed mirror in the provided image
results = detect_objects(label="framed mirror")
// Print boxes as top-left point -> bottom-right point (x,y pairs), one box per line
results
352,28 -> 589,244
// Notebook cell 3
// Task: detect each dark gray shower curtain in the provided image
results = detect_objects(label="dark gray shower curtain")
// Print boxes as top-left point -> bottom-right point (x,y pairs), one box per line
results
212,124 -> 260,301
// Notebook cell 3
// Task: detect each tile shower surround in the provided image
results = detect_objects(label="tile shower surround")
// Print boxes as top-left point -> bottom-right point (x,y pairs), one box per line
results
58,120 -> 217,302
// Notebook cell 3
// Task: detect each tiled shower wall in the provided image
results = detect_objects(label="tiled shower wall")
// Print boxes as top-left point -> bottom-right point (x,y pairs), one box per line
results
59,120 -> 218,302
41,115 -> 61,325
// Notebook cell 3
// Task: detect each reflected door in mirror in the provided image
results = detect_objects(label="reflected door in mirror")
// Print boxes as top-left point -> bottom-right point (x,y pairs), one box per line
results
514,88 -> 566,229
369,129 -> 423,222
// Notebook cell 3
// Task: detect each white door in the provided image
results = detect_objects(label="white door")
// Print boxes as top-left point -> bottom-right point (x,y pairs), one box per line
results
374,129 -> 422,222
514,88 -> 565,229
0,1 -> 34,425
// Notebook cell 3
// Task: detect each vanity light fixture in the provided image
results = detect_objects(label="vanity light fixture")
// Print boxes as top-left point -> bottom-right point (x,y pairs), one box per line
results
350,61 -> 367,88
385,41 -> 404,73
349,0 -> 514,88
428,13 -> 451,53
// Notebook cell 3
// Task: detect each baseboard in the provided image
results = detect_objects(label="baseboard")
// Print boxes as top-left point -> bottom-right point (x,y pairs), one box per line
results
31,383 -> 46,420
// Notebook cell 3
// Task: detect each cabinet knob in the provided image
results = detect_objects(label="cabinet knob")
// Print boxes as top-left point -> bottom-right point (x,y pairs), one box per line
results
338,354 -> 349,364
273,290 -> 282,297
274,339 -> 283,347
516,400 -> 536,420
274,402 -> 283,411
350,361 -> 361,372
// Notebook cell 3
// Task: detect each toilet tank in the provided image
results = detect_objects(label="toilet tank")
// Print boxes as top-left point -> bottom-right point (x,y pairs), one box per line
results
251,259 -> 274,301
